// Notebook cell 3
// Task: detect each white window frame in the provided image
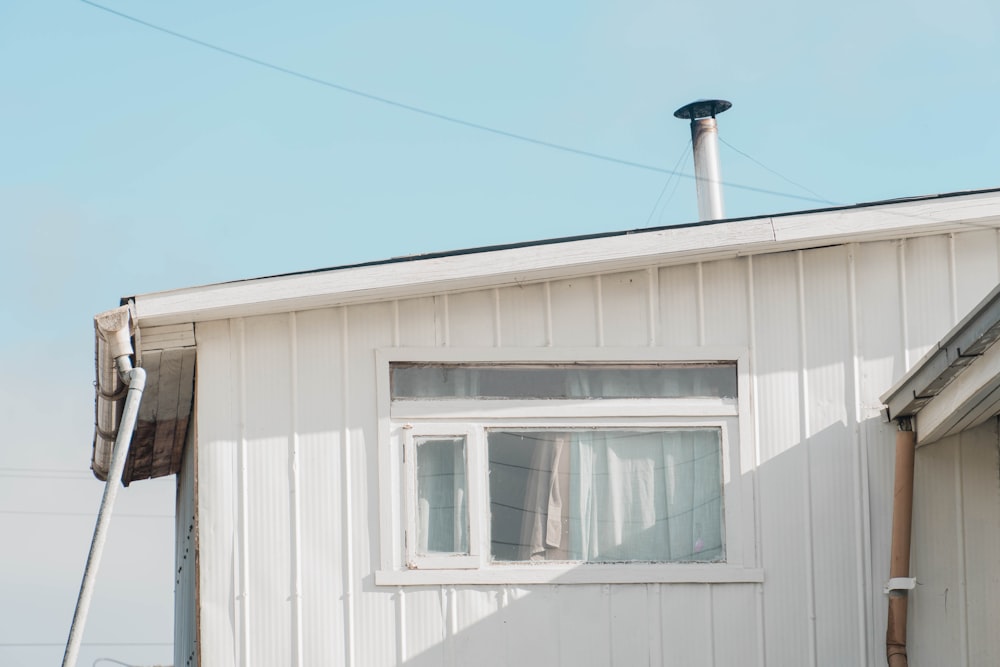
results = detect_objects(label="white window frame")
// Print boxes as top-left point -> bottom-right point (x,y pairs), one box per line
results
375,347 -> 761,586
402,423 -> 483,570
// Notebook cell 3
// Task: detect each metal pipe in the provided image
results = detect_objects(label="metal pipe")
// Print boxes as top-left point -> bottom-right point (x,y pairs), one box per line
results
886,422 -> 916,667
673,99 -> 731,222
691,117 -> 725,221
62,355 -> 146,667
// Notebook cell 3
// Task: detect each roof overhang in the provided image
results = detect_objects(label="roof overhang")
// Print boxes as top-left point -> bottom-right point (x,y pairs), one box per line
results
92,187 -> 1000,480
130,189 -> 1000,328
92,309 -> 195,484
882,282 -> 1000,445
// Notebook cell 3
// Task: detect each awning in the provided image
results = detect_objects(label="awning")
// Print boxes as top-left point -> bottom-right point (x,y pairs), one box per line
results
882,283 -> 1000,445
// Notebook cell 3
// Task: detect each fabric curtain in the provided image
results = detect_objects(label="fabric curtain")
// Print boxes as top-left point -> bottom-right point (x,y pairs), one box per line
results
518,435 -> 570,560
570,429 -> 723,562
508,428 -> 723,563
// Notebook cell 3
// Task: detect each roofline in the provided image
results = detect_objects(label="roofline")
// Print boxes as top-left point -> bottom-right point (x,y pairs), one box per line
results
130,187 -> 1000,327
130,186 -> 1000,291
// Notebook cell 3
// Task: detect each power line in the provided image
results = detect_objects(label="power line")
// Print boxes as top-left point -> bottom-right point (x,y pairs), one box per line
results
0,642 -> 171,647
0,467 -> 89,474
644,141 -> 691,226
657,151 -> 689,225
719,137 -> 835,204
0,466 -> 93,480
80,0 -> 832,207
0,509 -> 173,518
0,472 -> 91,480
0,472 -> 95,481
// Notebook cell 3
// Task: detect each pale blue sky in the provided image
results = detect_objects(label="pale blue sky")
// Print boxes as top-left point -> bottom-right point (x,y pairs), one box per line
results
2,1 -> 998,665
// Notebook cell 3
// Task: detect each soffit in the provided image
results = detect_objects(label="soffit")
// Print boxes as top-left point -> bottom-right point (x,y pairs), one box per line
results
92,320 -> 195,484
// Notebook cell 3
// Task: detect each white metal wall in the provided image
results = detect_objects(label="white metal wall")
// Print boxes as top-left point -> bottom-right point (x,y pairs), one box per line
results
188,228 -> 1000,667
174,415 -> 197,666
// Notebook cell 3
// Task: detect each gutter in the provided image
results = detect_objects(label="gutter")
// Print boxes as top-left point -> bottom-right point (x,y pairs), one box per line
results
63,307 -> 147,667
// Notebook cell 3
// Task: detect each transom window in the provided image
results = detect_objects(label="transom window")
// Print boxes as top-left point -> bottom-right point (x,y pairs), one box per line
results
376,350 -> 759,586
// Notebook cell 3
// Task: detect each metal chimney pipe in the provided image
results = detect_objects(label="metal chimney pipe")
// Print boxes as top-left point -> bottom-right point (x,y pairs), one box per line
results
674,99 -> 732,221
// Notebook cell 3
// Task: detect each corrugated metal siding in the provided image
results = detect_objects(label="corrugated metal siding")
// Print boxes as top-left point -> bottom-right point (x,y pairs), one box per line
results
295,307 -> 347,666
193,320 -> 238,666
175,418 -> 198,667
909,422 -> 1000,666
190,227 -> 1000,666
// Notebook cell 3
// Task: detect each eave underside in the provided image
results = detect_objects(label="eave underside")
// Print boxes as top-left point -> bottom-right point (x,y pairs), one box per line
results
92,321 -> 195,484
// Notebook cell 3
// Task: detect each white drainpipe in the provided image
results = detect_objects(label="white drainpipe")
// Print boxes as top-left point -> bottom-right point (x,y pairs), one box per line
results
62,310 -> 147,667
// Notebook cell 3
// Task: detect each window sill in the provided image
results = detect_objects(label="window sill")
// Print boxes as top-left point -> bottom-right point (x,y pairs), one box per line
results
375,564 -> 763,586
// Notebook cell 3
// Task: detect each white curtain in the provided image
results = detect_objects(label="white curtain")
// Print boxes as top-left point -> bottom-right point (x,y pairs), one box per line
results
570,429 -> 723,562
518,435 -> 569,560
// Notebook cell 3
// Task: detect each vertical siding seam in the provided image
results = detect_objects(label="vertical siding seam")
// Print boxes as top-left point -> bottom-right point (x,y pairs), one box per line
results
847,244 -> 874,665
192,380 -> 202,667
647,267 -> 658,347
603,585 -> 613,666
646,583 -> 659,666
500,587 -> 511,667
397,588 -> 406,665
696,262 -> 706,346
656,584 -> 665,667
543,282 -> 554,347
435,586 -> 447,665
747,256 -> 767,667
442,294 -> 451,347
955,437 -> 970,666
707,584 -> 716,667
948,234 -> 959,325
235,318 -> 251,667
288,313 -> 304,667
898,240 -> 911,369
493,288 -> 502,347
447,586 -> 457,667
433,295 -> 448,347
595,275 -> 605,347
340,308 -> 356,667
796,251 -> 818,667
392,300 -> 400,348
996,228 -> 1000,280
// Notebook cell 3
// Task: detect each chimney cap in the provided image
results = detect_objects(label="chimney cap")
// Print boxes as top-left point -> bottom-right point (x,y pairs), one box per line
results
673,99 -> 732,120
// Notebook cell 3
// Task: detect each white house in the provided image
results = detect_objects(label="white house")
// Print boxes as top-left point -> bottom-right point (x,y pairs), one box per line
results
88,188 -> 1000,666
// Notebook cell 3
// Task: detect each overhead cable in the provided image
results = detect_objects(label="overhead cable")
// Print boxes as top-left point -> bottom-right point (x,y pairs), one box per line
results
81,0 -> 832,206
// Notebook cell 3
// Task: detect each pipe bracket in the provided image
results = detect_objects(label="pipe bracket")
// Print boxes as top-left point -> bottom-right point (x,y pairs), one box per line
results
883,577 -> 916,595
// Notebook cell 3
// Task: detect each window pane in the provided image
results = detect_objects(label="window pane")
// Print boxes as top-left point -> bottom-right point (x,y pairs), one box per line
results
392,363 -> 736,400
487,429 -> 724,563
415,437 -> 468,555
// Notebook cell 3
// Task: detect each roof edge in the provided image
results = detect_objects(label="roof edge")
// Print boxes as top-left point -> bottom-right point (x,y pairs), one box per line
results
133,187 -> 1000,327
881,281 -> 1000,420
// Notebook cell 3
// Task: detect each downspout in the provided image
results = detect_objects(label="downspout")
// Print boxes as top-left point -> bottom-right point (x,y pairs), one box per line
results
62,311 -> 147,667
886,418 -> 917,667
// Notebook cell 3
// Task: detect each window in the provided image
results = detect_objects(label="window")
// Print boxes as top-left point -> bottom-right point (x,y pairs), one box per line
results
376,349 -> 760,586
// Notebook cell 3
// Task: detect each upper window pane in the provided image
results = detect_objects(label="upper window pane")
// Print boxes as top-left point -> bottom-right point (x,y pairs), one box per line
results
391,363 -> 736,400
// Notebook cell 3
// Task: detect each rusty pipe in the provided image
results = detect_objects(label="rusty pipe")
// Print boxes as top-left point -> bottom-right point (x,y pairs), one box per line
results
886,423 -> 916,667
